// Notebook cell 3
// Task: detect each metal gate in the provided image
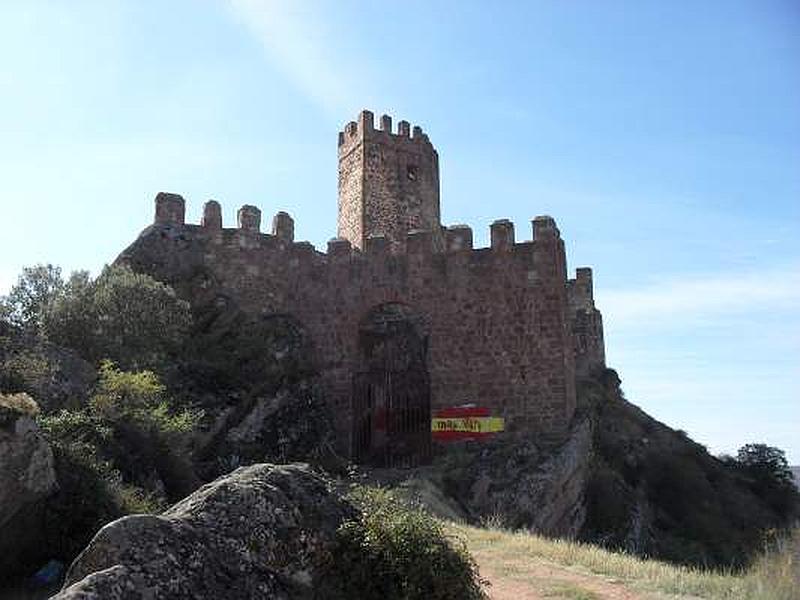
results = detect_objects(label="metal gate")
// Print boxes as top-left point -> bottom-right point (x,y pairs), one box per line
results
351,369 -> 431,468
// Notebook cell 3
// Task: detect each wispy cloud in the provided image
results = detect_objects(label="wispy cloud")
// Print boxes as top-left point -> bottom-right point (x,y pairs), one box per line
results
598,264 -> 800,328
227,0 -> 362,118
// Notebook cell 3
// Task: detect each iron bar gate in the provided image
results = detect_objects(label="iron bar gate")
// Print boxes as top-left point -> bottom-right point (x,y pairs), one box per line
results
351,369 -> 431,468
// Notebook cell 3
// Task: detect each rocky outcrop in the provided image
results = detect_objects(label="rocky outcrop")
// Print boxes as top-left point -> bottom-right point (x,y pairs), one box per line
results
55,463 -> 356,599
458,419 -> 591,536
378,418 -> 592,538
0,395 -> 57,580
202,383 -> 343,477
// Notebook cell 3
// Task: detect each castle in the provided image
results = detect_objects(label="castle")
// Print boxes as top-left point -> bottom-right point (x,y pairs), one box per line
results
119,110 -> 606,466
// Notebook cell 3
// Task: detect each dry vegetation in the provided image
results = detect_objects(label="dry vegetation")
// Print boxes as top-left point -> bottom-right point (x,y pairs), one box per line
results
449,522 -> 799,600
0,392 -> 40,417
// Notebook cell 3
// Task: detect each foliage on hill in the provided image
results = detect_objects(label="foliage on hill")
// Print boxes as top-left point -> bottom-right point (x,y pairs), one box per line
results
43,266 -> 192,371
0,264 -> 65,332
1,263 -> 339,582
36,361 -> 201,565
579,369 -> 800,568
1,263 -> 192,372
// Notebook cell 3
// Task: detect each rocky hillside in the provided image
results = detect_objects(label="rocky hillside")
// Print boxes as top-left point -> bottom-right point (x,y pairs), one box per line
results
579,370 -> 798,568
373,369 -> 799,570
0,287 -> 343,590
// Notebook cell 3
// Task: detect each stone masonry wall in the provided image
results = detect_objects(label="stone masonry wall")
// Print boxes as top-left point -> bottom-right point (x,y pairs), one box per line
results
338,111 -> 441,253
337,122 -> 364,249
567,267 -> 606,378
118,195 -> 582,454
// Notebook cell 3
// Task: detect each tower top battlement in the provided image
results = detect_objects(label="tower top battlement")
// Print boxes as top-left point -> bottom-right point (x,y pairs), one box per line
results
337,110 -> 433,151
337,110 -> 441,253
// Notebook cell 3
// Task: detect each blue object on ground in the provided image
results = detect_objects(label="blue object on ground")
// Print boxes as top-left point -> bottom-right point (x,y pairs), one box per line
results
32,559 -> 64,586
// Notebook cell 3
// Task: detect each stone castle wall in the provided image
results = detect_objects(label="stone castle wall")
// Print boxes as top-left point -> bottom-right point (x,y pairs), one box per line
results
567,268 -> 606,378
118,111 -> 606,458
118,194 -> 601,452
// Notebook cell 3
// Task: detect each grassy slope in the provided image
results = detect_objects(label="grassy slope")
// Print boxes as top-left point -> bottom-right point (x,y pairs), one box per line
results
450,522 -> 799,600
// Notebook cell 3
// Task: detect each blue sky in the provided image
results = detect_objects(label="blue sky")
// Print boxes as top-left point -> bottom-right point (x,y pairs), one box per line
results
1,1 -> 798,461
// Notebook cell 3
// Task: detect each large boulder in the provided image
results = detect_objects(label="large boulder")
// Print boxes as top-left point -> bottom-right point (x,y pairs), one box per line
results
0,394 -> 57,580
55,463 -> 356,599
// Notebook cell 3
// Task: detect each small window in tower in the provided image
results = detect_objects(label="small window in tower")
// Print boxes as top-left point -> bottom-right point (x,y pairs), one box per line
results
407,165 -> 418,181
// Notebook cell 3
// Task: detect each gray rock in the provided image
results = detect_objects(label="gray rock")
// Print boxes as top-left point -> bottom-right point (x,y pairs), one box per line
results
463,418 -> 592,536
55,463 -> 356,599
0,403 -> 57,580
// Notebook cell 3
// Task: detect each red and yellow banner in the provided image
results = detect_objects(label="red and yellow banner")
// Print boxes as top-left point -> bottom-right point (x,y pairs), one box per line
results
432,406 -> 504,441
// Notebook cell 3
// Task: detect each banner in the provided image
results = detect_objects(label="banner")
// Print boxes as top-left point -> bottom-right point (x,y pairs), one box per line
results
432,406 -> 504,441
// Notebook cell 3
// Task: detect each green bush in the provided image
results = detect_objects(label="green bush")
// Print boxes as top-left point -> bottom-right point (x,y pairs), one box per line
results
43,265 -> 192,371
91,360 -> 201,436
38,410 -> 124,562
178,309 -> 313,396
328,486 -> 486,600
0,348 -> 53,396
37,363 -> 200,541
734,444 -> 800,521
0,264 -> 64,332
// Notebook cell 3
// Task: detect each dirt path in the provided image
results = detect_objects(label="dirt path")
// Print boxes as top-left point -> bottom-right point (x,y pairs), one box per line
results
473,550 -> 671,600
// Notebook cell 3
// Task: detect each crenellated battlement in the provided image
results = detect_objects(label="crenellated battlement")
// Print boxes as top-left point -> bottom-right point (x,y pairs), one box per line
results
337,110 -> 441,253
128,109 -> 605,463
151,195 -> 566,276
337,110 -> 432,152
154,192 -> 186,225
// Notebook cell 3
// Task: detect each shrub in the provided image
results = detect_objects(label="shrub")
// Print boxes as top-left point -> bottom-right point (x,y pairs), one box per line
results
43,265 -> 192,371
38,410 -> 124,562
91,360 -> 201,437
0,348 -> 53,395
734,444 -> 800,521
328,486 -> 486,600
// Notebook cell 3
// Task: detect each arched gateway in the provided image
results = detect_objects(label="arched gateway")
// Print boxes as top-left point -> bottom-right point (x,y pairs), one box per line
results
351,303 -> 432,467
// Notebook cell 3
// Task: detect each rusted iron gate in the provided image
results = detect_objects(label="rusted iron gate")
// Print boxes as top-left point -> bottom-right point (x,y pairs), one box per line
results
351,369 -> 431,468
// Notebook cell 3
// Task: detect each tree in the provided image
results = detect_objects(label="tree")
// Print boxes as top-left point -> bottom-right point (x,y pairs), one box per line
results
736,444 -> 794,487
0,264 -> 64,332
43,265 -> 192,371
735,443 -> 799,520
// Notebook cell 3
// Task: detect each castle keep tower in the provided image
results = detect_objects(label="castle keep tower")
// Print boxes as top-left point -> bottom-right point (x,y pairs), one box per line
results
337,110 -> 441,252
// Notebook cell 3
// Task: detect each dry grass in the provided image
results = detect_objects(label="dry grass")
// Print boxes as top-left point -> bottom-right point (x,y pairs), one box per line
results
0,391 -> 40,417
448,522 -> 799,600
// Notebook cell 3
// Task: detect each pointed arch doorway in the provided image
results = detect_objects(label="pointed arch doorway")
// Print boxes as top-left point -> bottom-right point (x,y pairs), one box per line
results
351,303 -> 432,467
